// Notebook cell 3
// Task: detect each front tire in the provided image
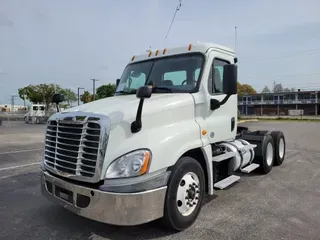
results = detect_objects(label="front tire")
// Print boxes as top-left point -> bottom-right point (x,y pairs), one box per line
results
162,156 -> 205,231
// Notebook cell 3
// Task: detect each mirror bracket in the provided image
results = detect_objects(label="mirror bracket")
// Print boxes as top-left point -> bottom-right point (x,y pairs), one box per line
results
131,85 -> 153,133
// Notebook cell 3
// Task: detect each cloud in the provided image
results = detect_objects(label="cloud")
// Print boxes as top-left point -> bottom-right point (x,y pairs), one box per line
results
0,0 -> 319,104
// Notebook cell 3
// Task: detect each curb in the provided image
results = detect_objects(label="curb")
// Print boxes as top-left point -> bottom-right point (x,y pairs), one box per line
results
238,119 -> 259,123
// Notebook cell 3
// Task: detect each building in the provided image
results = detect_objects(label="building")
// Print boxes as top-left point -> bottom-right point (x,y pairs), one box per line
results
238,90 -> 319,116
0,104 -> 27,112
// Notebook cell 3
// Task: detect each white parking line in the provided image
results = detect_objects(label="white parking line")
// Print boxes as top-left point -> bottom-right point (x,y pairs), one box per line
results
0,162 -> 39,171
0,148 -> 43,155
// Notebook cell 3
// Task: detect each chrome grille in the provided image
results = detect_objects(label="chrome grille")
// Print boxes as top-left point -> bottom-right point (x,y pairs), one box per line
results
44,113 -> 109,182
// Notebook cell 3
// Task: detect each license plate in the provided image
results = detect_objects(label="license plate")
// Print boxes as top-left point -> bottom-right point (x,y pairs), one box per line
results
60,192 -> 69,201
55,185 -> 73,204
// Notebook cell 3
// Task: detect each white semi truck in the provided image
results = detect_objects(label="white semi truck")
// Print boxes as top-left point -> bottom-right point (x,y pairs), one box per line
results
41,42 -> 286,231
24,104 -> 47,124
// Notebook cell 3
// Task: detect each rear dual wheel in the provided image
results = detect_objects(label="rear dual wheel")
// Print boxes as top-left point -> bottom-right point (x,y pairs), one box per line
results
270,131 -> 286,166
257,134 -> 275,174
257,131 -> 286,174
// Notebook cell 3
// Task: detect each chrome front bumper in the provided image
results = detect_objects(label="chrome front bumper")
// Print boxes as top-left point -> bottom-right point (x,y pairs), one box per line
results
41,170 -> 168,226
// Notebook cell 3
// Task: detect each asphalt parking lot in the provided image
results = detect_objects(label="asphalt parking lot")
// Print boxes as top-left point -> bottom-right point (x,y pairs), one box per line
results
0,121 -> 319,240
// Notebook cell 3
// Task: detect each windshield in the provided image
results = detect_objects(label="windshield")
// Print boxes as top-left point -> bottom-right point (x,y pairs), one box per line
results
115,53 -> 203,95
32,106 -> 45,111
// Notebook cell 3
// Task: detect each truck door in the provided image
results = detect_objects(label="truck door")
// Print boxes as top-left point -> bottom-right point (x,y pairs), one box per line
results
201,51 -> 237,143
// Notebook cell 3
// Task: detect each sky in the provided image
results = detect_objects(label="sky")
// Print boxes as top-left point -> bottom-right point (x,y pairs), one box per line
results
0,0 -> 320,105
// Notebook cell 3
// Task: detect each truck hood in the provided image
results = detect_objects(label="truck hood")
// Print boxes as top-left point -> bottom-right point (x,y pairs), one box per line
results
63,94 -> 195,124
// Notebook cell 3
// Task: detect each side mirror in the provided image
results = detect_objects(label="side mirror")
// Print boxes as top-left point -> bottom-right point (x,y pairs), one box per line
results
131,85 -> 153,133
52,93 -> 65,104
223,64 -> 237,95
136,85 -> 153,99
116,79 -> 120,87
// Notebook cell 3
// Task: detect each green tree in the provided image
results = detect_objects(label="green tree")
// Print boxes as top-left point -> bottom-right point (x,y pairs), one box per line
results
96,84 -> 116,99
18,85 -> 42,104
237,82 -> 257,95
58,88 -> 77,107
261,86 -> 271,93
237,82 -> 242,91
80,91 -> 92,103
18,84 -> 57,110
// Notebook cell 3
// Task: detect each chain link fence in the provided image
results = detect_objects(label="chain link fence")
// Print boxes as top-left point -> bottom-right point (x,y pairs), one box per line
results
0,110 -> 56,122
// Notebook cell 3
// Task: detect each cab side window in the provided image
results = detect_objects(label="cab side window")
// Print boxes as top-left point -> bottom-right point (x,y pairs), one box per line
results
208,59 -> 229,95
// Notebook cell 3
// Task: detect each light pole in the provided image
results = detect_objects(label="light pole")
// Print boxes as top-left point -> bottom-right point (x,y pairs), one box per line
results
90,79 -> 99,101
77,87 -> 84,105
11,95 -> 19,112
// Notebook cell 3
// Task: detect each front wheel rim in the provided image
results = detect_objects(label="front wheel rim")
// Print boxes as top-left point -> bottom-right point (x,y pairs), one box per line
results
176,172 -> 200,216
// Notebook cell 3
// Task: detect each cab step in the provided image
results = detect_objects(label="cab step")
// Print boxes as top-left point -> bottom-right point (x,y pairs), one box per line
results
241,163 -> 259,173
213,175 -> 240,189
212,152 -> 237,162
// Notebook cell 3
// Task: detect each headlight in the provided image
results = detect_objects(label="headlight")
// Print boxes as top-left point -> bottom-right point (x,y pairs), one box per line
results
105,149 -> 152,179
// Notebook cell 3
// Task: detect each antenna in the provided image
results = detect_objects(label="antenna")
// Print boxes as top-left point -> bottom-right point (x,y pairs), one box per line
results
234,26 -> 237,53
164,0 -> 182,41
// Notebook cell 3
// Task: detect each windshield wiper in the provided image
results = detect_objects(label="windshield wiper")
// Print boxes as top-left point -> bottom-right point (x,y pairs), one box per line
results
152,87 -> 173,93
115,90 -> 137,95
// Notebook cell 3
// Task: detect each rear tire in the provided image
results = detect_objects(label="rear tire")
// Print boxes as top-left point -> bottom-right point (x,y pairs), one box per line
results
162,156 -> 205,231
270,131 -> 286,166
257,134 -> 275,174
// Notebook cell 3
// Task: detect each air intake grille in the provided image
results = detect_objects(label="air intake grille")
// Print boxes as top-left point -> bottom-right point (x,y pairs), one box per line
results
44,117 -> 101,178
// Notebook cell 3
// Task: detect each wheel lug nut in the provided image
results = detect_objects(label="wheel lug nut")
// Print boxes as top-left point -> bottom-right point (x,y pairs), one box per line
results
180,180 -> 185,186
196,190 -> 199,193
195,197 -> 198,200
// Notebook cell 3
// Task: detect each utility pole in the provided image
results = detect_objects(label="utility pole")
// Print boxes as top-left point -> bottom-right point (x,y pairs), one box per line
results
90,79 -> 99,101
23,90 -> 26,107
11,95 -> 19,112
77,87 -> 84,105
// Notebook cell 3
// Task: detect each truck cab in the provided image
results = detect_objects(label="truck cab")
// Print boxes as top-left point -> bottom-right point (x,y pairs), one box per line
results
24,104 -> 46,124
41,42 -> 286,231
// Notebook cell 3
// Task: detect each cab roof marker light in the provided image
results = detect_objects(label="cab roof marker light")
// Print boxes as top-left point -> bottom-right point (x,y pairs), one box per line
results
188,44 -> 192,51
148,51 -> 152,57
155,50 -> 159,56
163,48 -> 167,54
131,56 -> 135,61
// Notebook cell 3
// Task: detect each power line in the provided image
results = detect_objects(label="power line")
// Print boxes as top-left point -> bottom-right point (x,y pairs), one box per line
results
240,48 -> 320,62
240,72 -> 320,81
164,0 -> 182,40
